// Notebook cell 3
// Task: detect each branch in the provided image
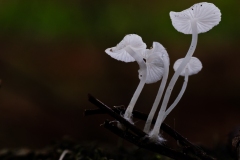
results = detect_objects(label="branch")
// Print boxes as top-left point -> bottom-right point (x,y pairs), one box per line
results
103,120 -> 194,160
130,110 -> 213,160
88,94 -> 146,137
86,94 -> 216,160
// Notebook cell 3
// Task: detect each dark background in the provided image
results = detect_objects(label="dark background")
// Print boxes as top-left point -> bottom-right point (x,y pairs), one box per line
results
0,0 -> 239,150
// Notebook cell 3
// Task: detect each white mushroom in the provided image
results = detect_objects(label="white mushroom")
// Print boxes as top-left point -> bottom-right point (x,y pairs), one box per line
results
105,34 -> 146,62
143,42 -> 170,133
149,2 -> 221,142
105,34 -> 147,122
163,57 -> 202,121
167,2 -> 220,90
170,2 -> 221,34
124,42 -> 166,122
143,42 -> 168,84
105,35 -> 164,123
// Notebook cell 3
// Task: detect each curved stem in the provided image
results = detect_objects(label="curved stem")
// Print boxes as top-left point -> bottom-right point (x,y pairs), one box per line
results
124,47 -> 147,120
143,54 -> 169,133
163,68 -> 189,121
150,20 -> 198,138
59,150 -> 71,160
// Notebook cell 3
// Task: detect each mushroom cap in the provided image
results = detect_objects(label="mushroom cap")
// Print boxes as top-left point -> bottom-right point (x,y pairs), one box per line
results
170,2 -> 221,34
173,57 -> 202,76
105,34 -> 147,62
142,42 -> 169,84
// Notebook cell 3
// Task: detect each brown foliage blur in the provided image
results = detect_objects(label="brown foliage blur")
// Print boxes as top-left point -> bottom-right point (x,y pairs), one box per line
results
0,0 -> 239,150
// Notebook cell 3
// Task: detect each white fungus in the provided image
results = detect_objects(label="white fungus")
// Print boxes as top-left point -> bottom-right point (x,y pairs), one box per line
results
149,2 -> 221,142
144,42 -> 167,84
143,42 -> 169,133
105,34 -> 147,122
163,57 -> 202,120
170,2 -> 221,34
173,57 -> 202,76
105,34 -> 146,62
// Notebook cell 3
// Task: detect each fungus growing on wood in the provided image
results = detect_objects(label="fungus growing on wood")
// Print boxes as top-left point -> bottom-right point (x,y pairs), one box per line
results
143,42 -> 169,133
105,34 -> 147,122
105,35 -> 164,123
149,2 -> 221,142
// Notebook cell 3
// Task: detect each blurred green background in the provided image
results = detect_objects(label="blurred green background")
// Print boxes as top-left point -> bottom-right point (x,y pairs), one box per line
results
0,0 -> 239,150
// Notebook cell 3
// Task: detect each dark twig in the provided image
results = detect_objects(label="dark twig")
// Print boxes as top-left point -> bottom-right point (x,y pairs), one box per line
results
86,108 -> 214,160
103,120 -> 194,160
86,94 -> 216,160
88,94 -> 146,137
131,110 -> 214,160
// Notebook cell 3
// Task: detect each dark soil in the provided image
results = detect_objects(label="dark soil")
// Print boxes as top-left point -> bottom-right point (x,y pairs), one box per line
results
0,138 -> 171,160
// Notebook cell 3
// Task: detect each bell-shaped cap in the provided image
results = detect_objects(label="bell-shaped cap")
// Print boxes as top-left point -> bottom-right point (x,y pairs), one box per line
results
170,2 -> 221,34
173,57 -> 202,76
105,34 -> 147,62
142,42 -> 169,84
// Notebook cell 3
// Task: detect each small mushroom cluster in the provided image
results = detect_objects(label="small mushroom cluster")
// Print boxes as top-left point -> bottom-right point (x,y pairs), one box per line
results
105,2 -> 221,142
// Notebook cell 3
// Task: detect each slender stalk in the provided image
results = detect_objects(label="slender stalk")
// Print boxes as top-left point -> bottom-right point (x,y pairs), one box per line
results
143,54 -> 169,133
163,68 -> 189,121
124,47 -> 147,120
59,150 -> 71,160
150,20 -> 198,139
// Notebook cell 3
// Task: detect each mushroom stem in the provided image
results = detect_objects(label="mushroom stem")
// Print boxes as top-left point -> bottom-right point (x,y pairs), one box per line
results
150,20 -> 198,139
163,68 -> 189,121
143,54 -> 169,133
123,47 -> 147,121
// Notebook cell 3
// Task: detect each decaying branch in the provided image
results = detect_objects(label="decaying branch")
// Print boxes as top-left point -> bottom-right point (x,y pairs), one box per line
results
103,120 -> 193,160
85,94 -> 216,160
88,94 -> 146,137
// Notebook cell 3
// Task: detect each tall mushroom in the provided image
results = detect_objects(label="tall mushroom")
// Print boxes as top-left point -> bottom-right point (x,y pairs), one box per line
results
105,34 -> 146,122
149,2 -> 221,141
143,42 -> 170,133
105,35 -> 164,123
